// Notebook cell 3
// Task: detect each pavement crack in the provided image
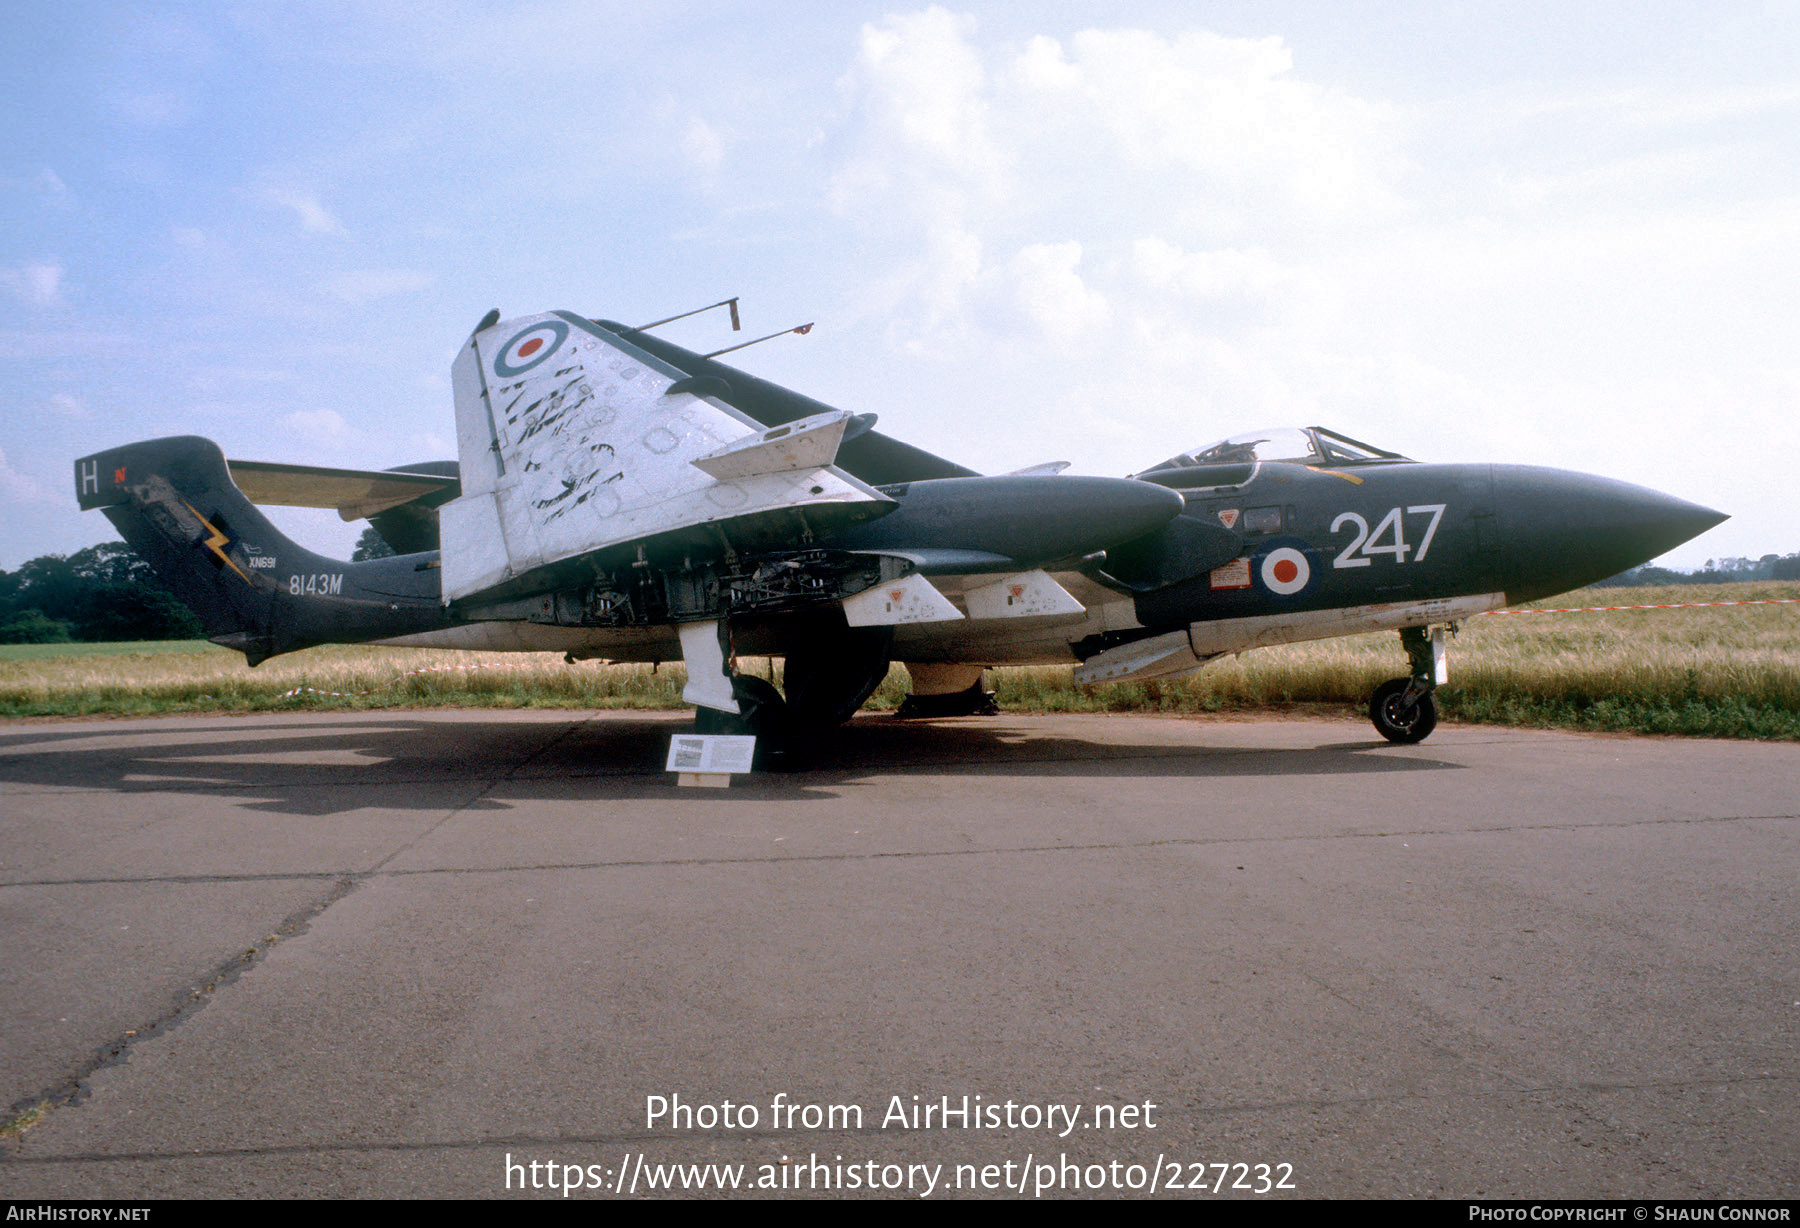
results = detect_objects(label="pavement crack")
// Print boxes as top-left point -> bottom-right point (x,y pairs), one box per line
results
362,716 -> 599,877
0,875 -> 359,1149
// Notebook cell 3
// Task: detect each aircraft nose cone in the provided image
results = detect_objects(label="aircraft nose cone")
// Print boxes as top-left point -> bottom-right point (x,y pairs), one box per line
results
1495,465 -> 1727,601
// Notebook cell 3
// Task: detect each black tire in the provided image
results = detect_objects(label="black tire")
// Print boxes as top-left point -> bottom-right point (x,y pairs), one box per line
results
782,622 -> 892,729
693,676 -> 801,770
1369,677 -> 1438,744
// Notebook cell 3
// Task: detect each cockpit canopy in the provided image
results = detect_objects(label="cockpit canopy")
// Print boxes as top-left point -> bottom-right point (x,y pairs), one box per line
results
1140,426 -> 1410,474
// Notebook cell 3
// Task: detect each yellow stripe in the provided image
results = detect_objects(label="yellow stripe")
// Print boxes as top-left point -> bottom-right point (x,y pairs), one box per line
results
182,501 -> 253,584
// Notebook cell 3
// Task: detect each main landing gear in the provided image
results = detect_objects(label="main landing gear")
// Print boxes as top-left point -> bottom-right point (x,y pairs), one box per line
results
693,674 -> 796,769
680,620 -> 789,769
683,616 -> 895,770
1369,624 -> 1451,744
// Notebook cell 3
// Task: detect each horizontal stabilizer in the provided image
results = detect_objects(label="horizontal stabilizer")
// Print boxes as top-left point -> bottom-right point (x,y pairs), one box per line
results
842,573 -> 964,627
226,460 -> 458,522
962,570 -> 1085,620
1006,461 -> 1071,476
689,410 -> 854,480
1073,629 -> 1210,686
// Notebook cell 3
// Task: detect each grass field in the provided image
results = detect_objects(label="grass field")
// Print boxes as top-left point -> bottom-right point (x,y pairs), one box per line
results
2,583 -> 1797,738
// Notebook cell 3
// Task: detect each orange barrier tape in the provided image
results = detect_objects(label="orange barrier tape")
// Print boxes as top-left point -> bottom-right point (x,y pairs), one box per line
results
1481,598 -> 1800,616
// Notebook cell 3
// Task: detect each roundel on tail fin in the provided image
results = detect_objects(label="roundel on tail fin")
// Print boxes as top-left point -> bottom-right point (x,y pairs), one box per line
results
494,320 -> 569,378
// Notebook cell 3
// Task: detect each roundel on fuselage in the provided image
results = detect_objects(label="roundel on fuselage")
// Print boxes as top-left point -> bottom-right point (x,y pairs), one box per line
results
1254,538 -> 1320,599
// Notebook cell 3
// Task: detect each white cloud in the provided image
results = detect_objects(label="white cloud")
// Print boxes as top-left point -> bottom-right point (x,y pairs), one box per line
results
0,445 -> 48,503
318,268 -> 435,305
407,432 -> 453,459
1007,27 -> 1398,220
1011,241 -> 1108,340
1128,237 -> 1329,337
682,118 -> 724,169
839,7 -> 1002,188
45,393 -> 87,419
919,223 -> 983,315
834,15 -> 1399,230
1,261 -> 65,307
284,408 -> 357,445
258,186 -> 344,235
824,10 -> 1405,356
1132,237 -> 1291,300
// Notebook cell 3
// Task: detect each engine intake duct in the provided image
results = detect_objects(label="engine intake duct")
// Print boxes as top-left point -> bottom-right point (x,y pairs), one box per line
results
1096,515 -> 1244,591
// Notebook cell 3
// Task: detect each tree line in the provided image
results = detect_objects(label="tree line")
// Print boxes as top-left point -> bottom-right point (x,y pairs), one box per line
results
0,542 -> 203,644
1596,553 -> 1800,587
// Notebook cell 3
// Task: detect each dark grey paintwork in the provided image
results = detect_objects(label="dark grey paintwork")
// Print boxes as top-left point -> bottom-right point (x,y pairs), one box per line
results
1131,458 -> 1724,630
76,437 -> 447,664
826,474 -> 1184,570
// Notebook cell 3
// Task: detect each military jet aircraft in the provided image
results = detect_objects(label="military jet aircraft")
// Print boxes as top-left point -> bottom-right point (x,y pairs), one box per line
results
75,305 -> 1725,752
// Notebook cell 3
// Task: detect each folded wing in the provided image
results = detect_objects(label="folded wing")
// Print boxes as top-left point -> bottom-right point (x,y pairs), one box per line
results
439,311 -> 895,604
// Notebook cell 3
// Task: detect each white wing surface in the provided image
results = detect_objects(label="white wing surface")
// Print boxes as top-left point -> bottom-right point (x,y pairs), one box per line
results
440,311 -> 893,603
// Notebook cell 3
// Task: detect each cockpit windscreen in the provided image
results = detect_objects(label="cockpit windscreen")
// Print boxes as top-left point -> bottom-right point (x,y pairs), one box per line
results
1141,427 -> 1410,473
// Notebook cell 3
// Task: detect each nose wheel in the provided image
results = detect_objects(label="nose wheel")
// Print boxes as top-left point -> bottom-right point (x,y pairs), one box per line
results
1370,624 -> 1451,744
1369,677 -> 1438,744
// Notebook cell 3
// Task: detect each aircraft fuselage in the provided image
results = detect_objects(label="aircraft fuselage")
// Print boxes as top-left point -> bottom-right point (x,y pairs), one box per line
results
75,308 -> 1725,746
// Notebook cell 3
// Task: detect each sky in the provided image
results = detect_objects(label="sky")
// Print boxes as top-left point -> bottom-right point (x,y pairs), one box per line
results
3,1 -> 1796,571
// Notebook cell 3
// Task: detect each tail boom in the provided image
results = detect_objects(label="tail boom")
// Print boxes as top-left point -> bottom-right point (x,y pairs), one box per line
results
76,436 -> 453,664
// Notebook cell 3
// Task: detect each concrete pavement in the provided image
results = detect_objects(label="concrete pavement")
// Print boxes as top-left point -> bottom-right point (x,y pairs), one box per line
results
0,710 -> 1794,1198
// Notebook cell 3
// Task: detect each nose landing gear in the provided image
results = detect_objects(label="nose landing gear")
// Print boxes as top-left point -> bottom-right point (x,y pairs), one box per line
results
1370,624 -> 1451,744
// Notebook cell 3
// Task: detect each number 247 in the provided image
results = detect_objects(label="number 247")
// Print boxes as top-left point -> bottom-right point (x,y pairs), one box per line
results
1331,505 -> 1446,568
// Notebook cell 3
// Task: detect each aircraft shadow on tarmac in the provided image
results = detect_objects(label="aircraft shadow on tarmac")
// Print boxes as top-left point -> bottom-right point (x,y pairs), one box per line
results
0,713 -> 1460,818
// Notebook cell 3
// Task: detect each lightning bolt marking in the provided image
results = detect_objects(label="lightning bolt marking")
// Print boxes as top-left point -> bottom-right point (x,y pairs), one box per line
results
181,501 -> 253,583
